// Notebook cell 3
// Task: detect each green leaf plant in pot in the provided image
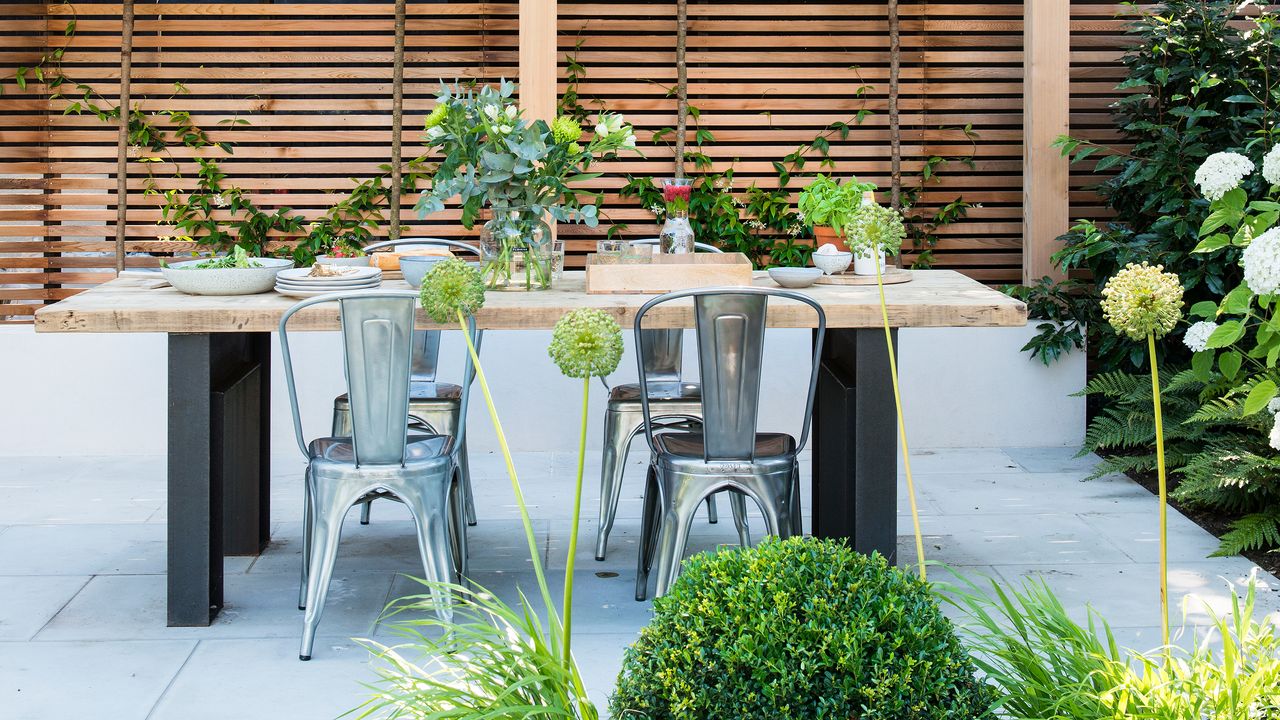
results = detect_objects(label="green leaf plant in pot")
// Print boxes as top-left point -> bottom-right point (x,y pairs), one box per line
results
796,174 -> 876,253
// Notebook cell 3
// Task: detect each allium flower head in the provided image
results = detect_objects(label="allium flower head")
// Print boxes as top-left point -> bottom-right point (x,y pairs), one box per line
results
1195,151 -> 1255,201
1263,145 -> 1280,186
551,116 -> 583,144
548,308 -> 624,379
845,202 -> 906,256
1183,320 -> 1218,353
1100,262 -> 1184,340
420,258 -> 485,323
1244,227 -> 1280,295
423,104 -> 448,129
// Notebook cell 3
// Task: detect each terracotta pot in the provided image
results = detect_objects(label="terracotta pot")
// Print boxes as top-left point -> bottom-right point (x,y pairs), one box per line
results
812,225 -> 850,252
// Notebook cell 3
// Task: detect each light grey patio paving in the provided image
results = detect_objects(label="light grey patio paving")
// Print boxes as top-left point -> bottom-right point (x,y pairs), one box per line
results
1,447 -> 1277,719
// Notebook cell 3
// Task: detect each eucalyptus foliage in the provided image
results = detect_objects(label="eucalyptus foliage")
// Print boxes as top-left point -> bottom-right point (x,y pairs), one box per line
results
416,80 -> 635,228
610,538 -> 996,720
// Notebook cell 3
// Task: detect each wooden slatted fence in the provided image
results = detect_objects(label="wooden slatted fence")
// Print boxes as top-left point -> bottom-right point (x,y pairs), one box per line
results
0,1 -> 1135,321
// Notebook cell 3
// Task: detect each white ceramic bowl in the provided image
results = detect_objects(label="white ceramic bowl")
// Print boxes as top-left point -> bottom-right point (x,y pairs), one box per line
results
399,254 -> 451,288
162,257 -> 293,295
811,251 -> 853,275
768,266 -> 823,288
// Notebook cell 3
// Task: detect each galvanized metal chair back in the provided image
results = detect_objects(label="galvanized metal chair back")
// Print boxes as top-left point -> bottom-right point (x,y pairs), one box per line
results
280,291 -> 419,467
363,238 -> 481,384
634,287 -> 826,461
629,239 -> 722,385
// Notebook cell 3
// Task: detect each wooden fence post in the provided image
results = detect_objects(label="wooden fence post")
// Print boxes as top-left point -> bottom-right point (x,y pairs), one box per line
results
115,0 -> 135,274
1022,0 -> 1070,284
389,0 -> 406,241
518,0 -> 556,121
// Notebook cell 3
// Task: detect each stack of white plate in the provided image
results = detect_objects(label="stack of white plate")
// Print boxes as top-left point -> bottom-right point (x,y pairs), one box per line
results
274,266 -> 383,298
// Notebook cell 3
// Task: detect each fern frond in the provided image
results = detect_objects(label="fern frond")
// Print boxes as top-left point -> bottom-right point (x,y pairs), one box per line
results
1212,510 -> 1280,557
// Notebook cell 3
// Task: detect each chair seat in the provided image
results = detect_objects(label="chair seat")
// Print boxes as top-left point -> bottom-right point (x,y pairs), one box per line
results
609,381 -> 701,404
652,432 -> 796,472
335,381 -> 462,407
308,433 -> 452,466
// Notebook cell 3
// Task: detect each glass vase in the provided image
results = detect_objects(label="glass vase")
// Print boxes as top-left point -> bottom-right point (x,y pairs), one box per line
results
659,178 -> 695,254
479,205 -> 554,291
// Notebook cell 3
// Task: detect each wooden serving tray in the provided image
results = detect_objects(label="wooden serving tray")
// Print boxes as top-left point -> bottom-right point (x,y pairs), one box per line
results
585,252 -> 754,294
814,268 -> 913,286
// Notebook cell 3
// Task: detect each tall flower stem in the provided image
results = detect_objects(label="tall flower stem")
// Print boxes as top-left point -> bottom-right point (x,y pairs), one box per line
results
562,376 -> 590,664
456,309 -> 558,620
1148,332 -> 1169,646
874,259 -> 926,580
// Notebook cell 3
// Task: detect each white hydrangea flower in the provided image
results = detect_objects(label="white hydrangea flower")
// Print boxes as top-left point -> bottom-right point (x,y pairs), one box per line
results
1268,396 -> 1280,415
1195,151 -> 1255,201
1263,144 -> 1280,186
1243,227 -> 1280,294
1183,320 -> 1218,352
212,193 -> 228,208
1269,414 -> 1280,451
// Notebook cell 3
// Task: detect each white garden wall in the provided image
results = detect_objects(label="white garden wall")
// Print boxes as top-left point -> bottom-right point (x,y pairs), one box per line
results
0,323 -> 1084,457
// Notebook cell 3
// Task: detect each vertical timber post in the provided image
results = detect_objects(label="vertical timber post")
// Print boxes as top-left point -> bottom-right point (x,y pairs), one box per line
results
1022,0 -> 1070,283
518,0 -> 556,121
115,0 -> 135,274
389,0 -> 406,241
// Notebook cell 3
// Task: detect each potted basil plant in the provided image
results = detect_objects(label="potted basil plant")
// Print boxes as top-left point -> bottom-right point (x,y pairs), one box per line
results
797,174 -> 876,253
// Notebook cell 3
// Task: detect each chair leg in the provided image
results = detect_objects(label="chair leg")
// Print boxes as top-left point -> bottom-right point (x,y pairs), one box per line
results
299,480 -> 361,661
653,490 -> 699,599
705,494 -> 718,524
597,411 -> 637,561
790,463 -> 803,536
449,472 -> 469,583
399,480 -> 456,623
458,435 -> 476,526
729,491 -> 751,548
359,500 -> 372,525
635,465 -> 661,601
298,465 -> 313,611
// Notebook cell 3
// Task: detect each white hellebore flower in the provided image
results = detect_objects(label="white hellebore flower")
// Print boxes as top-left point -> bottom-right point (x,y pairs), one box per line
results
426,125 -> 446,140
212,194 -> 228,208
1270,414 -> 1280,451
1195,151 -> 1255,201
483,104 -> 499,120
504,104 -> 518,120
498,124 -> 513,135
1263,144 -> 1280,186
621,131 -> 637,149
1243,227 -> 1280,295
1183,320 -> 1218,353
595,113 -> 625,139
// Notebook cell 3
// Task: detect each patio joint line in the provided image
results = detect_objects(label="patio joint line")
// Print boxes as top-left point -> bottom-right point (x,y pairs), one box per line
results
143,640 -> 201,720
28,574 -> 94,641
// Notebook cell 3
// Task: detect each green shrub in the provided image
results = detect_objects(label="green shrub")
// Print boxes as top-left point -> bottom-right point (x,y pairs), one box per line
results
609,537 -> 996,720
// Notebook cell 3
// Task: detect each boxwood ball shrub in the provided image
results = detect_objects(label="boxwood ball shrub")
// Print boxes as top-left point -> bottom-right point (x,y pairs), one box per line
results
610,537 -> 996,720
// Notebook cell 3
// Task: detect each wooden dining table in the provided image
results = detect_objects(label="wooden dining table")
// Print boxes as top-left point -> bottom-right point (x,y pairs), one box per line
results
34,269 -> 1025,626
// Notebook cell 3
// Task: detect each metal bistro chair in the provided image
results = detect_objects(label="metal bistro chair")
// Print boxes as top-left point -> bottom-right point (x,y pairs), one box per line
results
280,291 -> 473,660
337,238 -> 483,528
595,239 -> 749,561
634,287 -> 825,600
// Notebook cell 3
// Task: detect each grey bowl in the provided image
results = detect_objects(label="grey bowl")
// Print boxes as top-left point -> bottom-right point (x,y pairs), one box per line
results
399,255 -> 450,288
768,266 -> 823,288
314,255 -> 369,267
162,257 -> 294,295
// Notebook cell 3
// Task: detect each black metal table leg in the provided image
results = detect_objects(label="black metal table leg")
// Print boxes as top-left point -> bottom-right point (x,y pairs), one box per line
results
167,332 -> 271,627
811,328 -> 898,563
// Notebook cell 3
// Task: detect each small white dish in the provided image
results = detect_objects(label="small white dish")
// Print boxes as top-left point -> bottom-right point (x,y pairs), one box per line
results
274,282 -> 380,299
314,255 -> 369,267
278,266 -> 381,284
767,267 -> 823,288
811,251 -> 853,275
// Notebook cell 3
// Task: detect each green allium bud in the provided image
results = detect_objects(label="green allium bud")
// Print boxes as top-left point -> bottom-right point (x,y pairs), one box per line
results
420,258 -> 485,323
548,308 -> 624,379
552,116 -> 583,144
1101,262 -> 1183,341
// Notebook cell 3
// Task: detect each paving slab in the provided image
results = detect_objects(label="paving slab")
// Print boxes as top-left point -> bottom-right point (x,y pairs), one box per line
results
1004,446 -> 1106,474
0,575 -> 89,640
0,639 -> 196,719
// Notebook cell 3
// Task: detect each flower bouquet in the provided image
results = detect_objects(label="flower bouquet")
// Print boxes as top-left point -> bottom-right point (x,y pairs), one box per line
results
659,178 -> 695,253
417,80 -> 637,290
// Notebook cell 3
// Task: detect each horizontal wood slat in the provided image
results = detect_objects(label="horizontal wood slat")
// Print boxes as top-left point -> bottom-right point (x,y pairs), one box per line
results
1,1 -> 1137,320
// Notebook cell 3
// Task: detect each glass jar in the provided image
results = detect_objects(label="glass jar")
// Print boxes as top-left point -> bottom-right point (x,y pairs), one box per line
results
479,205 -> 553,291
659,178 -> 695,254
